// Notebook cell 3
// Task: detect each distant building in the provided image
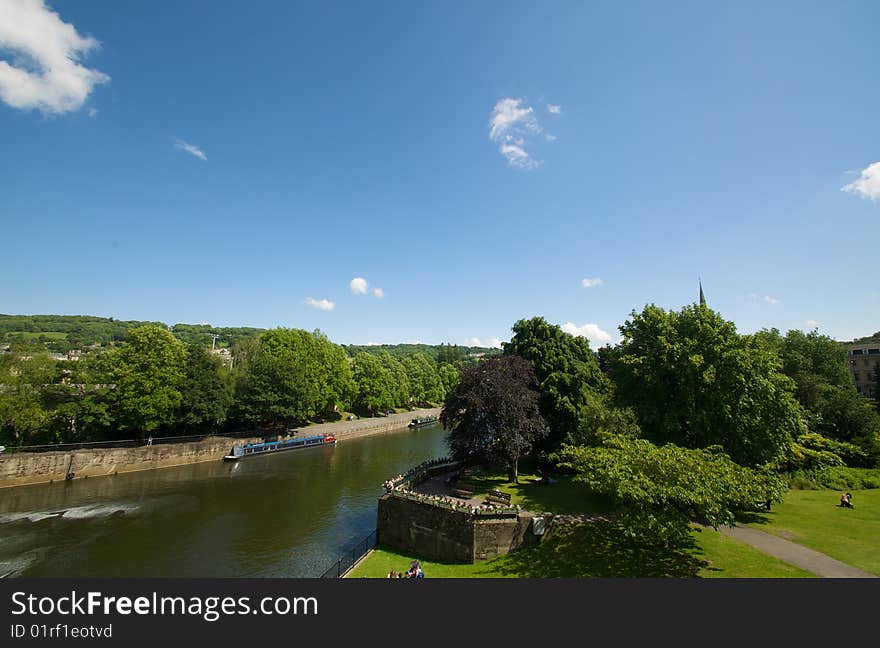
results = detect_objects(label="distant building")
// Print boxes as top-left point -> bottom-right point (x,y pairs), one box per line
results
847,343 -> 880,399
211,347 -> 233,367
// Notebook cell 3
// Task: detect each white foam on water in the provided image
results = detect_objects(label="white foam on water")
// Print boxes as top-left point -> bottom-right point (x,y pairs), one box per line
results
0,502 -> 139,524
0,554 -> 36,578
60,503 -> 140,519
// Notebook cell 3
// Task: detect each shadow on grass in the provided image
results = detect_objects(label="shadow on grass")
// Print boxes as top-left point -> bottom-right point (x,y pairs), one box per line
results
473,520 -> 710,578
733,510 -> 772,526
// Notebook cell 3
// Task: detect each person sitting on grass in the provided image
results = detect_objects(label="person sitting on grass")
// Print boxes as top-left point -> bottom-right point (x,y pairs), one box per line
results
839,492 -> 854,509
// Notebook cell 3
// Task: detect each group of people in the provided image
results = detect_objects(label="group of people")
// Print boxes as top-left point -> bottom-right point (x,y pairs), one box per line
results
387,560 -> 424,579
839,492 -> 855,509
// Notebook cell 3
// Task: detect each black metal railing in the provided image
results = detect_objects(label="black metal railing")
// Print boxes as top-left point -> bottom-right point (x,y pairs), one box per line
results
319,529 -> 377,578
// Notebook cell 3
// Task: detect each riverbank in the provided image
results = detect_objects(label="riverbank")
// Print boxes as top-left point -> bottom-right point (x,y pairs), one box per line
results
0,408 -> 441,489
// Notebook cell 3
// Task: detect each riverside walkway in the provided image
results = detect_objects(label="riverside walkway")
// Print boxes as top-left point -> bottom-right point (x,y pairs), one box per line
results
291,407 -> 441,441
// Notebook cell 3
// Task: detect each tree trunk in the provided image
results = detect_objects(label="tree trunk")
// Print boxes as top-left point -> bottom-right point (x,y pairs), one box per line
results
508,456 -> 519,484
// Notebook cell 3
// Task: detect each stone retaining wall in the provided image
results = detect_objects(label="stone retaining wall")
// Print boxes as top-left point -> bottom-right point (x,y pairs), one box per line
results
376,493 -> 548,563
0,407 -> 441,490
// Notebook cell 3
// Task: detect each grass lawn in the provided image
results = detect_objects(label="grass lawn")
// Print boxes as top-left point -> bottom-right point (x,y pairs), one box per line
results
743,488 -> 880,575
462,470 -> 610,514
348,522 -> 812,578
691,527 -> 814,578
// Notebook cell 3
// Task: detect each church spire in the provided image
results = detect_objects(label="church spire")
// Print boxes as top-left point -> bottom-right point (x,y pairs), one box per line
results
699,279 -> 706,307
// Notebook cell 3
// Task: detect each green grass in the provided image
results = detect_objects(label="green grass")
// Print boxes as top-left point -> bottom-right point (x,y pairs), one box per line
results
691,527 -> 814,578
743,488 -> 880,575
462,470 -> 609,514
349,522 -> 811,578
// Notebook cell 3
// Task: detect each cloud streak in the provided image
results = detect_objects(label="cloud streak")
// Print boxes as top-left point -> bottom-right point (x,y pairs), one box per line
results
581,277 -> 603,288
174,138 -> 207,161
0,0 -> 110,114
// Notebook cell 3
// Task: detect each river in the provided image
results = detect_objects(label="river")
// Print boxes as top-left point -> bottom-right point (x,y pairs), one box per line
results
0,423 -> 449,577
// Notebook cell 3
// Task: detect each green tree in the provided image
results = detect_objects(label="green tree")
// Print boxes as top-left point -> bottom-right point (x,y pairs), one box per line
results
351,352 -> 395,412
376,351 -> 409,408
558,436 -> 786,548
403,353 -> 444,405
753,328 -> 880,465
503,317 -> 608,448
110,325 -> 186,436
441,355 -> 547,482
179,343 -> 233,432
233,328 -> 350,427
0,352 -> 55,446
437,362 -> 460,396
609,304 -> 803,467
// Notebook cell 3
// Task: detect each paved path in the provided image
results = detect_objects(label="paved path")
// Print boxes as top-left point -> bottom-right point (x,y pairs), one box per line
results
718,525 -> 877,578
290,407 -> 441,441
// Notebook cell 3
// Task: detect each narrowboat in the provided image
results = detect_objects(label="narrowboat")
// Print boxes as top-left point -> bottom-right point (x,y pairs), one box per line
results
223,433 -> 336,461
408,416 -> 438,428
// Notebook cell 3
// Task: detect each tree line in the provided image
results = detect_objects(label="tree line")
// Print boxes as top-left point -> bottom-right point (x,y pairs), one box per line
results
0,326 -> 461,446
442,305 -> 880,548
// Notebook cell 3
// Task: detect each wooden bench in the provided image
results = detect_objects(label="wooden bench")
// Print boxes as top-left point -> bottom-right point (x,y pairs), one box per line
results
450,487 -> 474,499
486,489 -> 511,505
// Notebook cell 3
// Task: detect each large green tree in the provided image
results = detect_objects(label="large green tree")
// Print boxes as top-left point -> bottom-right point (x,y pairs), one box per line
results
179,343 -> 234,433
503,317 -> 608,448
402,352 -> 444,405
351,352 -> 395,412
608,304 -> 803,467
0,352 -> 55,446
558,436 -> 786,548
110,325 -> 186,436
233,328 -> 351,427
441,354 -> 547,482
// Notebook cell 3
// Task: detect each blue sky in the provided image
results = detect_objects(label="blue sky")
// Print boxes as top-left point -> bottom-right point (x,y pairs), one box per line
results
1,1 -> 878,347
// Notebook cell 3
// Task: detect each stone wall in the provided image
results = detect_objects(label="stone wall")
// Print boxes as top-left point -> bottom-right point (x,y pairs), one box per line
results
376,493 -> 549,563
0,407 -> 441,490
0,436 -> 263,489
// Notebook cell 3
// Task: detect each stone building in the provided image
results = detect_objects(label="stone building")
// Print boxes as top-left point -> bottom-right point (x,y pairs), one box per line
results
847,342 -> 880,399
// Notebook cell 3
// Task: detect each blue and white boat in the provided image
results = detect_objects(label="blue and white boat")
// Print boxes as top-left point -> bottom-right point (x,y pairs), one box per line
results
223,434 -> 337,461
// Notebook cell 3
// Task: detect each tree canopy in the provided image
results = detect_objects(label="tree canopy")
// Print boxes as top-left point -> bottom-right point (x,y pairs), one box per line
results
558,436 -> 786,547
503,316 -> 607,448
607,304 -> 803,467
441,354 -> 547,482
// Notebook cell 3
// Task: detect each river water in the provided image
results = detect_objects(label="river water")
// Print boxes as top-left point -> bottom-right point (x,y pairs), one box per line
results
0,423 -> 449,577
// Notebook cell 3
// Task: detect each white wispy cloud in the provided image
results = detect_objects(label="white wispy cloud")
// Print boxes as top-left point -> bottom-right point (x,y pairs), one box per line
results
174,138 -> 207,161
305,297 -> 335,311
763,295 -> 779,305
803,319 -> 819,329
561,322 -> 612,348
842,162 -> 880,201
373,288 -> 384,299
0,0 -> 110,114
581,277 -> 603,288
547,104 -> 561,114
489,98 -> 544,169
545,134 -> 557,142
350,277 -> 368,295
87,107 -> 97,118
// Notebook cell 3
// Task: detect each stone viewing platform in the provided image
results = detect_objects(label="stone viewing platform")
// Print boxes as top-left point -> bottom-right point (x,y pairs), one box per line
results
377,458 -> 552,563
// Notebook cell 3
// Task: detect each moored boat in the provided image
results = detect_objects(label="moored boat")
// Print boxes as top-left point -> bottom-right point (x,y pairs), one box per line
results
223,433 -> 336,461
407,416 -> 438,428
